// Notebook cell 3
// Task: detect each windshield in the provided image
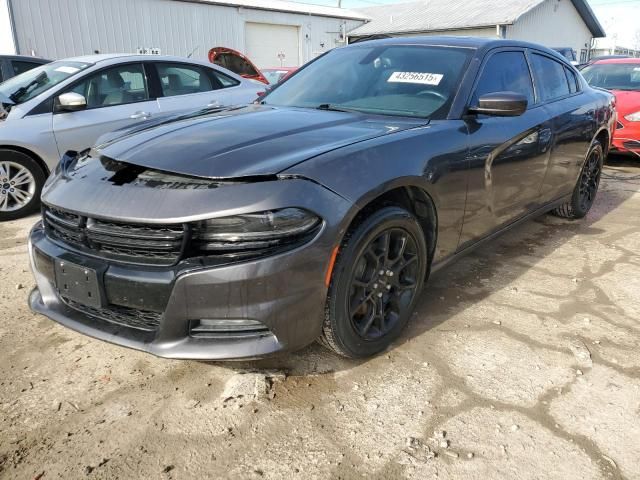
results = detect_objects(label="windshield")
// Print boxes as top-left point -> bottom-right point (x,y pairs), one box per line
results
262,45 -> 473,119
0,60 -> 91,104
581,63 -> 640,91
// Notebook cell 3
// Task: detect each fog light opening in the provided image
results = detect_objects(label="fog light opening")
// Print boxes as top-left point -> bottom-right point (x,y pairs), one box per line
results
189,318 -> 271,338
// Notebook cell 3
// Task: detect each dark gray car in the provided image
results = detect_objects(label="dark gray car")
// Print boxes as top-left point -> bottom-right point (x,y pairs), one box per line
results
0,55 -> 49,83
28,37 -> 615,360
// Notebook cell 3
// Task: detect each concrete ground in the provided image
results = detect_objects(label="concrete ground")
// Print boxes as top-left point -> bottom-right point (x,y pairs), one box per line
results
1,157 -> 639,480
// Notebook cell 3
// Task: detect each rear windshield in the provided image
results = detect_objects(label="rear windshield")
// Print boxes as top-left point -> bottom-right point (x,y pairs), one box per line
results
0,61 -> 91,105
581,63 -> 640,91
262,45 -> 473,119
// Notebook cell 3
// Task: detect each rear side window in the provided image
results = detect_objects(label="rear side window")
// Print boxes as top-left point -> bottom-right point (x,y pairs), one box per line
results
472,51 -> 534,106
531,54 -> 570,101
565,67 -> 579,94
212,70 -> 240,88
12,60 -> 42,77
156,63 -> 217,97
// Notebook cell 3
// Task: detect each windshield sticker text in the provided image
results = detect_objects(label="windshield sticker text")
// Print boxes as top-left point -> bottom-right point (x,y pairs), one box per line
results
387,72 -> 443,85
55,66 -> 80,74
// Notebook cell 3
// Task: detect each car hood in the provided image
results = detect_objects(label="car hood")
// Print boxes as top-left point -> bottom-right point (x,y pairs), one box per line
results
611,89 -> 640,117
93,104 -> 426,179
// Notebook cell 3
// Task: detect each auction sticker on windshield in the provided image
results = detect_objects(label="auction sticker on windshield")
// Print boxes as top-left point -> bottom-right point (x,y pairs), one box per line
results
388,72 -> 443,85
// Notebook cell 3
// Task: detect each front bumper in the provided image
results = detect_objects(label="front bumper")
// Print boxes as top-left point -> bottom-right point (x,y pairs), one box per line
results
28,193 -> 348,360
612,122 -> 640,157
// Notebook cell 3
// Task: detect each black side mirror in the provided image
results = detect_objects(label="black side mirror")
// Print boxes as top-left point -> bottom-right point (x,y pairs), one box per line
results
469,92 -> 528,117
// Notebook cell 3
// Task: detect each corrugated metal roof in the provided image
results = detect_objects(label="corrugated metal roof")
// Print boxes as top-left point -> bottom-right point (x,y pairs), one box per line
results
175,0 -> 370,20
349,0 -> 603,37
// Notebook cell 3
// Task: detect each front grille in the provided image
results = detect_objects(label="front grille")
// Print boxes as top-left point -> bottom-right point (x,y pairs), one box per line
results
63,297 -> 162,331
44,207 -> 186,266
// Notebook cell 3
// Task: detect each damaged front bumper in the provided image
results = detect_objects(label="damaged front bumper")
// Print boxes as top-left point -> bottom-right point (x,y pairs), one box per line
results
28,174 -> 352,360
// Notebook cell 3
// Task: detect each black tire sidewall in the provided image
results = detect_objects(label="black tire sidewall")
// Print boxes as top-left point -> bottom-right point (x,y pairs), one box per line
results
327,207 -> 428,358
0,149 -> 45,221
571,142 -> 604,219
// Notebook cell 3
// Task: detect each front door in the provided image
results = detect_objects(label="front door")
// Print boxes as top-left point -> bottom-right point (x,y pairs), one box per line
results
460,50 -> 553,247
52,63 -> 160,154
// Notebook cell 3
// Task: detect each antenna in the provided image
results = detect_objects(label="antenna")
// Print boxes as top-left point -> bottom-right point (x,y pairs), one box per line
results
187,46 -> 199,58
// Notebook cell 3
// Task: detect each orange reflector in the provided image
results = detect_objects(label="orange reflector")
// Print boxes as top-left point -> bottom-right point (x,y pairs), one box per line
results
325,246 -> 340,287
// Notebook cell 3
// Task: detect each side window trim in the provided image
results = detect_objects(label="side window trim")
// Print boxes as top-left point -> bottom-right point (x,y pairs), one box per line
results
468,47 -> 536,110
526,49 -> 578,105
53,61 -> 154,114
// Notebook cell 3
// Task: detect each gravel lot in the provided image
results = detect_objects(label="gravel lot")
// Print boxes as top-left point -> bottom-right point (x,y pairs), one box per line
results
1,157 -> 639,480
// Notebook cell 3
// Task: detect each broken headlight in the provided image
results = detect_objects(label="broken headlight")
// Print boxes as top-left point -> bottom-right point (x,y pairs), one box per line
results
192,208 -> 321,254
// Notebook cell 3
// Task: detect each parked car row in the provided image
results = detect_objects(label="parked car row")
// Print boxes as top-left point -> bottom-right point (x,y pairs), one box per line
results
24,37 -> 616,360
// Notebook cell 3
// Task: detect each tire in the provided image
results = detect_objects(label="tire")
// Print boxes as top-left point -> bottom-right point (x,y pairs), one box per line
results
552,141 -> 604,220
0,149 -> 46,221
321,206 -> 429,358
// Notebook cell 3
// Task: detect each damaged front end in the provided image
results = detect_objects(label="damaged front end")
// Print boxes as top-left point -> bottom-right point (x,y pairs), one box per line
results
29,150 -> 352,359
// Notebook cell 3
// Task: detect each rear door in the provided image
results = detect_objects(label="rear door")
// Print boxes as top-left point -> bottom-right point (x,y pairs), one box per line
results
460,49 -> 553,246
52,62 -> 160,154
529,52 -> 595,199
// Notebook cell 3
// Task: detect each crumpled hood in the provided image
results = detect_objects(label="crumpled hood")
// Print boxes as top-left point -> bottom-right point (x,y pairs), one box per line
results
93,104 -> 426,179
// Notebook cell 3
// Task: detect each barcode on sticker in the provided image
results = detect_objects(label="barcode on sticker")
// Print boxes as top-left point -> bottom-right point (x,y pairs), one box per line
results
388,72 -> 443,85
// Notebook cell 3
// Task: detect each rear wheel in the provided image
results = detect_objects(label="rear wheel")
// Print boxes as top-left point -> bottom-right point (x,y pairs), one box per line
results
552,141 -> 603,219
0,149 -> 45,221
321,207 -> 428,358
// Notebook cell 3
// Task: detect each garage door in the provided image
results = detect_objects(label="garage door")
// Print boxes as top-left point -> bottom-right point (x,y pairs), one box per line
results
245,23 -> 300,69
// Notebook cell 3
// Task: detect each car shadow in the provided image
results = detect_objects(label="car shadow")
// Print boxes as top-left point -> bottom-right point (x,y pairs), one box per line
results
205,161 -> 638,376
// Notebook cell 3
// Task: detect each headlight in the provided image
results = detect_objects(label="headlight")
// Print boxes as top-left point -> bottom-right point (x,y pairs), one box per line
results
192,208 -> 321,253
624,111 -> 640,122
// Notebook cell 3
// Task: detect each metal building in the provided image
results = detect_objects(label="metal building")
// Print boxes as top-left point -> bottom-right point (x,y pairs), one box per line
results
3,0 -> 367,67
348,0 -> 605,64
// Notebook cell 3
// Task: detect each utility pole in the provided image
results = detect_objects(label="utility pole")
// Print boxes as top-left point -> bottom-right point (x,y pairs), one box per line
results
338,0 -> 342,7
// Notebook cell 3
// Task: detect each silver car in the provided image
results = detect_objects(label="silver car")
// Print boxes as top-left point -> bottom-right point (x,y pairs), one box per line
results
0,54 -> 264,220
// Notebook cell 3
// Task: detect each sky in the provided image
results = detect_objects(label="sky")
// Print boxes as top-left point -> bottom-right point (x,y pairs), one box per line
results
299,0 -> 640,48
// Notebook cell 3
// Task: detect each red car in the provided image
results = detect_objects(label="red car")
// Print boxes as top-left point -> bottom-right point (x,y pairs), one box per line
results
582,58 -> 640,156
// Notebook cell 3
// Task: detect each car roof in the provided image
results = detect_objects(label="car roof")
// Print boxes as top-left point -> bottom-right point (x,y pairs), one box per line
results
0,54 -> 50,62
594,57 -> 640,65
62,53 -> 218,66
346,36 -> 568,61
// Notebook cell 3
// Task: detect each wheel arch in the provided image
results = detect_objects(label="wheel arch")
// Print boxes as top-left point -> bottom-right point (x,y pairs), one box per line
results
0,145 -> 51,177
340,181 -> 439,270
593,128 -> 610,157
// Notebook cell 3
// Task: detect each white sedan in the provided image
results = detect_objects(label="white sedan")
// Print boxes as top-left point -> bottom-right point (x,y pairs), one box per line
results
0,54 -> 265,220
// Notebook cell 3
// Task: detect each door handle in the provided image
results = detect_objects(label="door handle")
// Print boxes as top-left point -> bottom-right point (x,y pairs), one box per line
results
130,111 -> 151,120
207,100 -> 223,108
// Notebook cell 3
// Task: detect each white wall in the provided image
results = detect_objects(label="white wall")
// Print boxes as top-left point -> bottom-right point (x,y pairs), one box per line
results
0,0 -> 16,54
507,0 -> 593,61
9,0 -> 363,63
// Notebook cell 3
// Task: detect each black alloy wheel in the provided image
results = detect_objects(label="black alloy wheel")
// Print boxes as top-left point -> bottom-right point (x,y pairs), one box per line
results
577,145 -> 602,213
348,228 -> 420,340
321,206 -> 428,358
552,140 -> 604,219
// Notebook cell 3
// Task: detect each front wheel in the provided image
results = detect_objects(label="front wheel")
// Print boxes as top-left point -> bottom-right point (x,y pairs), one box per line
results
552,141 -> 604,219
321,207 -> 428,358
0,149 -> 46,221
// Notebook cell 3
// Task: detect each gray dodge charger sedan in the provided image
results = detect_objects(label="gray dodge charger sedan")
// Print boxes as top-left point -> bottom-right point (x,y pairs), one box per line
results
28,37 -> 615,360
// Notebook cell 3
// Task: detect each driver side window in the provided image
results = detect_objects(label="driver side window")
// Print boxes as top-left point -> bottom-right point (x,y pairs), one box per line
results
472,51 -> 535,107
68,64 -> 149,109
